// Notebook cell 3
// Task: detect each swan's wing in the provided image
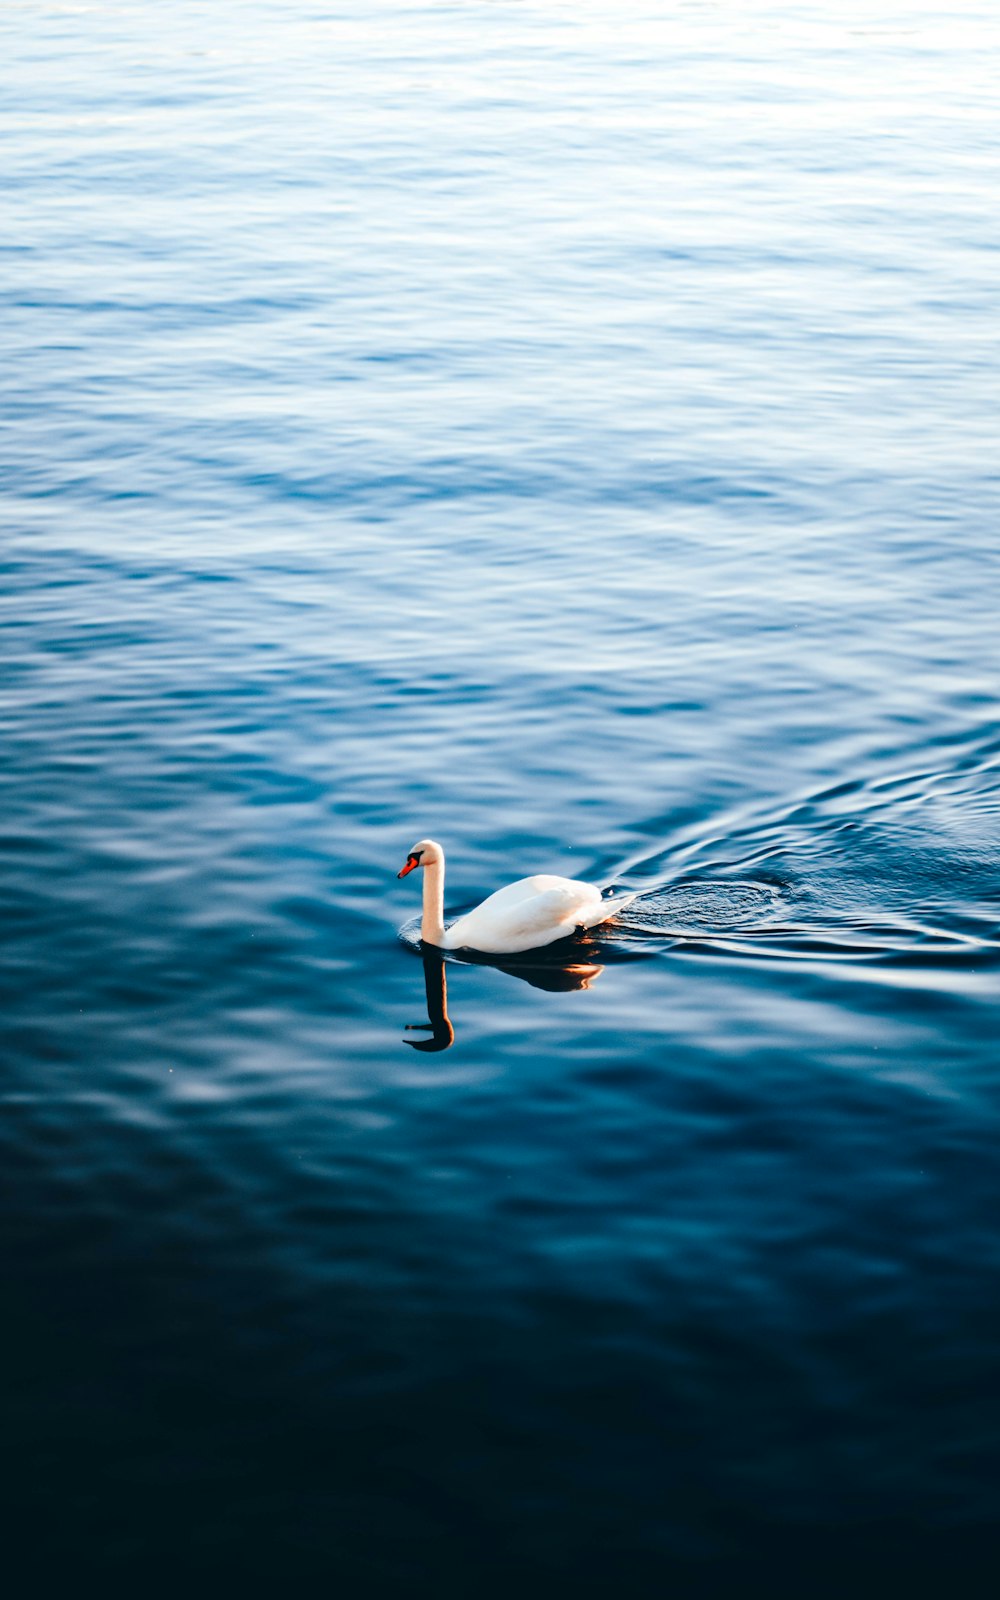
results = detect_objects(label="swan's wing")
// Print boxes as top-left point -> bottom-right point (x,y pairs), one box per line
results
446,877 -> 604,954
466,874 -> 588,912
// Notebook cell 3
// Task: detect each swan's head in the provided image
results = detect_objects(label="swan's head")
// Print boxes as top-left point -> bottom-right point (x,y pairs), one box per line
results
397,839 -> 441,878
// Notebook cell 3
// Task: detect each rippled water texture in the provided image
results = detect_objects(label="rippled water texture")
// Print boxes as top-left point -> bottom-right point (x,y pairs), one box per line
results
3,2 -> 999,1592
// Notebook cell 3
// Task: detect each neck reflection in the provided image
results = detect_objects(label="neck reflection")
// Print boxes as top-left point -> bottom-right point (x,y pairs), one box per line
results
403,945 -> 456,1052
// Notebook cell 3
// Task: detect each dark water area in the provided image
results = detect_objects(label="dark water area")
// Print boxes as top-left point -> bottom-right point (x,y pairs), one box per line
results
3,2 -> 1000,1592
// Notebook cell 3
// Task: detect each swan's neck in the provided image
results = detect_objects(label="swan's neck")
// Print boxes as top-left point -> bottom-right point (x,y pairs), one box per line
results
421,850 -> 446,947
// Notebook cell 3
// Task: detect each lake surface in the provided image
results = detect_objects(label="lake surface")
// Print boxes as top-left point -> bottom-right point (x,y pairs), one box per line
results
3,2 -> 999,1591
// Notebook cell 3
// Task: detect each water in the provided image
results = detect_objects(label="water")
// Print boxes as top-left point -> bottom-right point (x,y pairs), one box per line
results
3,1 -> 999,1590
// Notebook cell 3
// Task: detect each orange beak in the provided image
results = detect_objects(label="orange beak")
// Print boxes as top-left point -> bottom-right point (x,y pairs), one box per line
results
397,858 -> 418,878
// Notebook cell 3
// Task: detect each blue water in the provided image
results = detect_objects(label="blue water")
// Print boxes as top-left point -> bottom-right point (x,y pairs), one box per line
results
3,2 -> 999,1590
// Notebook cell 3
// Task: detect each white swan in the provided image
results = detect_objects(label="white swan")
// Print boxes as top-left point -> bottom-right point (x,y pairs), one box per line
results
397,838 -> 636,956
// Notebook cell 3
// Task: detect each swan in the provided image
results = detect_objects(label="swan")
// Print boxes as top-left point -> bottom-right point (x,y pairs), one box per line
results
397,838 -> 636,956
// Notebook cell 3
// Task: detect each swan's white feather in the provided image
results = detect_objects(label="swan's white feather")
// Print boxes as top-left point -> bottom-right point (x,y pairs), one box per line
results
577,889 -> 637,930
443,874 -> 604,954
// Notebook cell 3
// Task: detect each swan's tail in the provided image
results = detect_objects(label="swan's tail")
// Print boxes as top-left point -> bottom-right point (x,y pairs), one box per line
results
580,890 -> 639,931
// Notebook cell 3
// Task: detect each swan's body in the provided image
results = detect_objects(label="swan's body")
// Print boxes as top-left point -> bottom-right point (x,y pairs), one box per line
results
397,838 -> 635,955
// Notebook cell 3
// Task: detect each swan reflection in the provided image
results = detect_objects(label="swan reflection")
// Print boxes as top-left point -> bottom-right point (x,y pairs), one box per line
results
403,942 -> 604,1052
